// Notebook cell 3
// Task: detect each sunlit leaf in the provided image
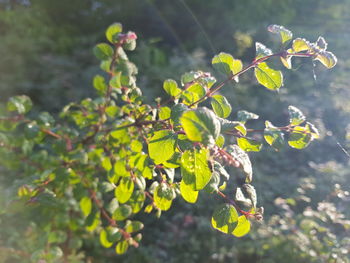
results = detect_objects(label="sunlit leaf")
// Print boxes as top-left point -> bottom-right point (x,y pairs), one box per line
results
254,62 -> 283,90
211,204 -> 238,234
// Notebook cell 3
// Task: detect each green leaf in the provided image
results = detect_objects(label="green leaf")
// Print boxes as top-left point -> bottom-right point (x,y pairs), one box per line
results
264,121 -> 285,150
114,160 -> 128,178
211,204 -> 238,234
237,137 -> 262,152
108,228 -> 122,243
180,180 -> 199,203
237,110 -> 259,123
181,148 -> 212,190
154,183 -> 175,211
288,105 -> 305,125
219,118 -> 247,135
288,125 -> 312,149
226,145 -> 253,183
254,62 -> 283,90
314,50 -> 337,69
79,196 -> 92,217
255,42 -> 272,59
280,55 -> 292,69
93,43 -> 114,60
213,161 -> 230,181
106,23 -> 123,43
163,79 -> 182,97
159,106 -> 171,120
128,190 -> 145,214
212,52 -> 243,76
171,103 -> 188,124
211,95 -> 232,118
130,140 -> 143,152
216,135 -> 225,148
7,95 -> 32,114
292,38 -> 310,52
232,215 -> 251,237
113,205 -> 132,221
148,130 -> 177,164
181,83 -> 206,105
93,75 -> 107,94
180,107 -> 221,145
101,156 -> 112,171
115,177 -> 134,204
116,240 -> 129,255
267,24 -> 293,45
125,220 -> 144,233
100,229 -> 113,248
203,171 -> 220,193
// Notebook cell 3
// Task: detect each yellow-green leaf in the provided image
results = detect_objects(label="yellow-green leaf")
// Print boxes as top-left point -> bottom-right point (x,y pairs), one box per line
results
232,215 -> 251,237
211,204 -> 238,234
80,196 -> 92,217
254,62 -> 283,90
180,180 -> 198,203
148,130 -> 177,165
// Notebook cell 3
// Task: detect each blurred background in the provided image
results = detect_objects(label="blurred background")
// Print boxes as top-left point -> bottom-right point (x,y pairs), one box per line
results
0,0 -> 349,262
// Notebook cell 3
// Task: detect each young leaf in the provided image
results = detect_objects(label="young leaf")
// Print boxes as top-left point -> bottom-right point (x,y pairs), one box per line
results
292,38 -> 310,52
148,130 -> 177,165
115,177 -> 134,204
267,24 -> 293,45
211,204 -> 238,234
180,107 -> 221,145
264,121 -> 285,150
180,180 -> 198,203
255,42 -> 272,59
180,148 -> 212,191
232,215 -> 251,237
106,23 -> 123,43
254,62 -> 283,90
288,105 -> 305,125
237,137 -> 262,152
314,50 -> 337,69
211,94 -> 232,118
212,52 -> 243,76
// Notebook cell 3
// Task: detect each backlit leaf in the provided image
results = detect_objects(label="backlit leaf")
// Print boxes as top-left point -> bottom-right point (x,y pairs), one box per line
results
232,215 -> 251,237
180,148 -> 212,190
267,24 -> 293,44
180,179 -> 199,203
254,62 -> 283,90
180,107 -> 221,145
115,177 -> 134,204
211,94 -> 232,118
148,130 -> 177,164
211,204 -> 238,234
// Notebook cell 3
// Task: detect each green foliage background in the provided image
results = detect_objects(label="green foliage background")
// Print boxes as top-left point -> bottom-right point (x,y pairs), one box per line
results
0,0 -> 349,262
